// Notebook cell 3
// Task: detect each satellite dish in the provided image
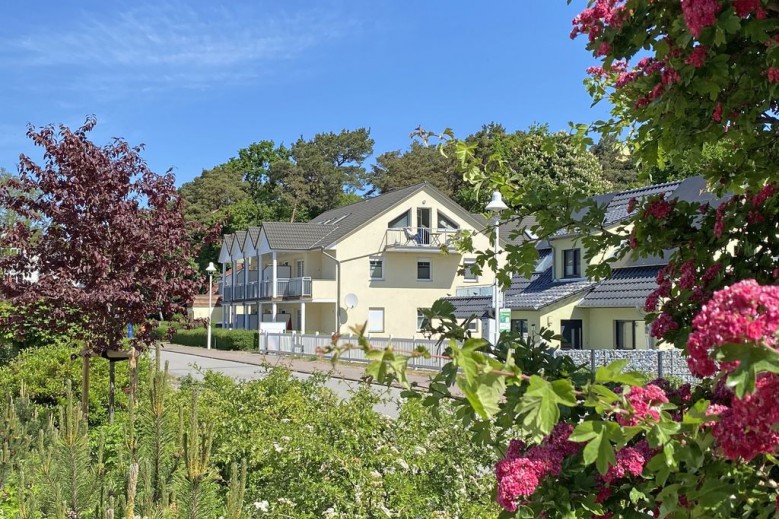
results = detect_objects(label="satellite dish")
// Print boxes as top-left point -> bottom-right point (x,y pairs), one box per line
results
344,293 -> 359,309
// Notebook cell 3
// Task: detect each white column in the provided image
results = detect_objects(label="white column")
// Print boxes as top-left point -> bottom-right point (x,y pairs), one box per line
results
272,302 -> 277,321
272,252 -> 278,299
243,302 -> 248,330
300,302 -> 306,333
221,262 -> 227,328
243,255 -> 249,296
258,303 -> 263,333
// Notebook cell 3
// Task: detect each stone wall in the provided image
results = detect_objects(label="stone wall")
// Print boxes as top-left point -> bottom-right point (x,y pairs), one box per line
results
553,348 -> 696,383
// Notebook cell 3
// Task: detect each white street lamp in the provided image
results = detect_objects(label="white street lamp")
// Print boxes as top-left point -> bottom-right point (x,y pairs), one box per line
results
206,261 -> 217,350
486,191 -> 508,346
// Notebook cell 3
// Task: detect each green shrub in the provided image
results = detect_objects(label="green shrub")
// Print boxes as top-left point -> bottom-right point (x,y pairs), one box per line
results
0,343 -> 150,426
154,322 -> 258,351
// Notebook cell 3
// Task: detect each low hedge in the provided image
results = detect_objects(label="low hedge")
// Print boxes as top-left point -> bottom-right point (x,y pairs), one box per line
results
152,322 -> 257,351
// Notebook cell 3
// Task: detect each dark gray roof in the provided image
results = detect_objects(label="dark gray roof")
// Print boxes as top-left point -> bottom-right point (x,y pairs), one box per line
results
578,265 -> 663,308
247,226 -> 261,247
601,180 -> 681,228
233,230 -> 248,251
223,234 -> 235,252
261,222 -> 339,250
308,184 -> 427,246
446,295 -> 492,319
504,266 -> 596,310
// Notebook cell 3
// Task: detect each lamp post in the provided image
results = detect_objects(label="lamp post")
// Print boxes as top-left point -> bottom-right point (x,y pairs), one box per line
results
486,190 -> 508,346
206,261 -> 217,350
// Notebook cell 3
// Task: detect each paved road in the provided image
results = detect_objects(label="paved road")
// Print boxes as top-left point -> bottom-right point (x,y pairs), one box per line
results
157,346 -> 426,417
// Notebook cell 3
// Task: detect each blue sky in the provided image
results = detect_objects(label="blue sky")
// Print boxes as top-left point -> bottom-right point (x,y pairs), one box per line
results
0,1 -> 608,187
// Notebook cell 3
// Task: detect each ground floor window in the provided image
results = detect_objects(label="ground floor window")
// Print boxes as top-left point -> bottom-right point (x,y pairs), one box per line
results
511,319 -> 528,335
417,308 -> 429,331
615,320 -> 637,350
560,319 -> 583,350
368,308 -> 384,333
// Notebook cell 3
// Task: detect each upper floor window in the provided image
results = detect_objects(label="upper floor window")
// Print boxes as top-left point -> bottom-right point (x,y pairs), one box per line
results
369,257 -> 384,280
417,259 -> 431,281
463,259 -> 478,282
437,211 -> 459,230
563,248 -> 581,278
388,211 -> 410,228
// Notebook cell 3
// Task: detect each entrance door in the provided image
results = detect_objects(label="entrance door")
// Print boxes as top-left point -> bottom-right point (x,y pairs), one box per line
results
560,320 -> 583,350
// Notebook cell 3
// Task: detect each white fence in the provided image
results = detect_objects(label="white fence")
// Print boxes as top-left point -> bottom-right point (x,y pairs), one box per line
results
258,332 -> 447,370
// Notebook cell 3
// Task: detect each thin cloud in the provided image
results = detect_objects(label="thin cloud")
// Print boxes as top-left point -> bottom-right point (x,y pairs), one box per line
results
2,2 -> 360,93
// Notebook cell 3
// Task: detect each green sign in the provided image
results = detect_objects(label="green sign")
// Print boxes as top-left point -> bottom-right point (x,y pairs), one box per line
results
498,308 -> 511,332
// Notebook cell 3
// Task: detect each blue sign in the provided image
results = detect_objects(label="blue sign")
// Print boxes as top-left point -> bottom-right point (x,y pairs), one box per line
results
127,323 -> 134,338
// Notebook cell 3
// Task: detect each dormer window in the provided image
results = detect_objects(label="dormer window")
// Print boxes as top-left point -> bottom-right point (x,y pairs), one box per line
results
563,248 -> 581,278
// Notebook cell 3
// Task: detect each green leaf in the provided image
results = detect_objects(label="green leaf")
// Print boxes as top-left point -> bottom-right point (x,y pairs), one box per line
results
716,342 -> 779,398
458,371 -> 506,420
594,360 -> 647,386
569,421 -> 618,474
517,376 -> 575,441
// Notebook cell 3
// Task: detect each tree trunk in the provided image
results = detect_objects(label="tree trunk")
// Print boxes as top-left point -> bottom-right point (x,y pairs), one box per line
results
81,354 -> 90,418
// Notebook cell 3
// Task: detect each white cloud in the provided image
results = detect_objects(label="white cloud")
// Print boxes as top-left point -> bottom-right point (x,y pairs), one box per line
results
2,1 -> 360,93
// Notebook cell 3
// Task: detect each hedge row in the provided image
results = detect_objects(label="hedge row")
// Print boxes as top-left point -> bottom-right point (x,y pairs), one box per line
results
151,322 -> 257,351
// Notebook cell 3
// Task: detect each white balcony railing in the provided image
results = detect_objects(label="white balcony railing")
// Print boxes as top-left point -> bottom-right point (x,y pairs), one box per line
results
385,227 -> 460,249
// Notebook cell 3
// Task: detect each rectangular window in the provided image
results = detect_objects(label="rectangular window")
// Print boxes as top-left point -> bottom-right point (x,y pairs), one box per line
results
560,319 -> 583,350
615,320 -> 636,350
466,319 -> 478,332
511,319 -> 528,335
296,259 -> 304,278
463,259 -> 478,282
368,308 -> 384,333
417,309 -> 429,331
369,258 -> 384,280
563,248 -> 581,278
417,259 -> 432,281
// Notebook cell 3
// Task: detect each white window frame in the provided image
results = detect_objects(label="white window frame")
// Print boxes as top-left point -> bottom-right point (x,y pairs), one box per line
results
463,259 -> 478,282
417,258 -> 432,281
369,257 -> 384,280
368,308 -> 385,333
296,259 -> 305,278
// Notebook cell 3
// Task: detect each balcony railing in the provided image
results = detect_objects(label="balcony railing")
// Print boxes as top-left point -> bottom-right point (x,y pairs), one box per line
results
223,277 -> 314,301
385,227 -> 460,249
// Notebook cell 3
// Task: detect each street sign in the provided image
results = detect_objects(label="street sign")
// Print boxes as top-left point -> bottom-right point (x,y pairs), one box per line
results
498,308 -> 511,332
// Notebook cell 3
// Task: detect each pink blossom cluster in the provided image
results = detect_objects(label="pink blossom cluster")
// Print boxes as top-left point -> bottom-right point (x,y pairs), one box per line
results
602,440 -> 655,484
768,68 -> 779,83
733,0 -> 767,18
751,182 -> 777,206
633,60 -> 681,108
685,45 -> 709,68
642,195 -> 675,220
712,102 -> 724,122
687,279 -> 779,377
571,0 -> 627,42
495,423 -> 583,512
680,0 -> 721,38
617,384 -> 669,426
712,374 -> 779,460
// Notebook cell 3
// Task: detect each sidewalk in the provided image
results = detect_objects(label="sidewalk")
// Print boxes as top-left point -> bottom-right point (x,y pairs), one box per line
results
160,343 -> 441,390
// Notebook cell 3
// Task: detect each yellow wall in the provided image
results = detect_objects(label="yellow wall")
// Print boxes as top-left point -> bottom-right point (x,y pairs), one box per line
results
333,189 -> 496,337
583,307 -> 650,349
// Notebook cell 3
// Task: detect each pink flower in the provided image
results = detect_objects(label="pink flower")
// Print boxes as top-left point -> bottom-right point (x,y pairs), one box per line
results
626,197 -> 638,213
712,102 -> 723,122
681,0 -> 721,38
703,403 -> 729,427
685,45 -> 708,68
617,384 -> 669,426
768,68 -> 779,83
712,374 -> 779,460
734,0 -> 767,18
602,446 -> 647,483
643,195 -> 674,220
651,312 -> 679,339
686,280 -> 779,378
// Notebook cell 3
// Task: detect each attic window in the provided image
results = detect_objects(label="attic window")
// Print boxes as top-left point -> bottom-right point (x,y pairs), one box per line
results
388,211 -> 410,228
437,212 -> 459,230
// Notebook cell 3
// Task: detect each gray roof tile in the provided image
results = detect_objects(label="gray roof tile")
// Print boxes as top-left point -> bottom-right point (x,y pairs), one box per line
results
446,295 -> 492,319
577,265 -> 663,308
504,267 -> 596,310
261,222 -> 339,250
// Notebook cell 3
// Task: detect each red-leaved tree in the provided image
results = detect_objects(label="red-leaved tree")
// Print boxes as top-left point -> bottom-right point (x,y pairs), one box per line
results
0,117 -> 199,359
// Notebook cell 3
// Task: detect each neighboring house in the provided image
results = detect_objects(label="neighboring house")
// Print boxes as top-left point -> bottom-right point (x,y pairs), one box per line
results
447,176 -> 720,350
217,183 -> 497,337
186,280 -> 223,325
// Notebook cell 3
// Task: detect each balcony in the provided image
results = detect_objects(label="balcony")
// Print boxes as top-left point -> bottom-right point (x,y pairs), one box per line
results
223,277 -> 336,302
385,227 -> 461,251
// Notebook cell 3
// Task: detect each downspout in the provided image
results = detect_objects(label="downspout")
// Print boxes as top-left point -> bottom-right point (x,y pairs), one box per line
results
320,248 -> 341,334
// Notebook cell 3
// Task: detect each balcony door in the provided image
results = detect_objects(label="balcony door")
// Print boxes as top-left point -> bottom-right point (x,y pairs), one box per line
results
416,207 -> 431,244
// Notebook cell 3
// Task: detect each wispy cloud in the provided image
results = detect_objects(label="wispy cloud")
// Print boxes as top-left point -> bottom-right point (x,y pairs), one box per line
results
2,2 -> 360,95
